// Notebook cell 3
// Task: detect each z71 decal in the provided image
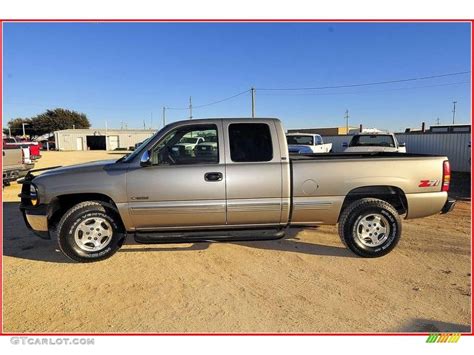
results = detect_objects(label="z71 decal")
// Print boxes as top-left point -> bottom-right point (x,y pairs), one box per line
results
419,179 -> 440,187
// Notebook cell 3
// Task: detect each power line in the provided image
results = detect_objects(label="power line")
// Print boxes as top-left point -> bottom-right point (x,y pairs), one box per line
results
193,89 -> 250,109
257,81 -> 471,96
167,89 -> 250,111
256,71 -> 471,91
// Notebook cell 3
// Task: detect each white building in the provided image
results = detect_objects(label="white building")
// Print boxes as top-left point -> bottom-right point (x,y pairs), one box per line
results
54,128 -> 155,151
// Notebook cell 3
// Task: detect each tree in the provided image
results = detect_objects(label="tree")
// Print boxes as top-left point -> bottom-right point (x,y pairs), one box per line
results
5,109 -> 91,137
5,117 -> 33,136
30,108 -> 91,136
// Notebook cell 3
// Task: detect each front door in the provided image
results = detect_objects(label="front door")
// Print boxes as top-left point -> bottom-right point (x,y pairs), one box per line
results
126,121 -> 226,230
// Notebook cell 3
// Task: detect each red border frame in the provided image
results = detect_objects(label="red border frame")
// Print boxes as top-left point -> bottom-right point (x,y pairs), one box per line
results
0,19 -> 472,337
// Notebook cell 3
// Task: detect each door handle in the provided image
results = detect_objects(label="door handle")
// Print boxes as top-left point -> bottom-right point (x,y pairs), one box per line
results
204,172 -> 223,182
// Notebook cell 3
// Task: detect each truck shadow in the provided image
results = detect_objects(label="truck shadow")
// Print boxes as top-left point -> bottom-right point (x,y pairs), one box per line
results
3,201 -> 352,263
3,202 -> 74,263
120,228 -> 353,258
231,228 -> 353,257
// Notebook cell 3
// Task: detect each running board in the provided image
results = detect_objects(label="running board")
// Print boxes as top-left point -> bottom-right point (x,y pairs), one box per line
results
134,228 -> 286,244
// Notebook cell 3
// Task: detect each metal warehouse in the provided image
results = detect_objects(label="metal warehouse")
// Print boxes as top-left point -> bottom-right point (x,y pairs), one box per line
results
54,129 -> 155,151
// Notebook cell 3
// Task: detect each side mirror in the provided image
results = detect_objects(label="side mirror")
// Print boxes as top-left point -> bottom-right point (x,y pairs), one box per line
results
140,150 -> 152,167
342,142 -> 348,148
399,142 -> 406,147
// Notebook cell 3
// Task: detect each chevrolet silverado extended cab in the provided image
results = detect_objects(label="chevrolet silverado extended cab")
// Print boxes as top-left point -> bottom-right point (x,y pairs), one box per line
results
20,118 -> 455,262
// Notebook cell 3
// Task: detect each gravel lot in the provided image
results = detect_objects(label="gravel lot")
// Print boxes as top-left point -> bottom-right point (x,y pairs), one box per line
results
2,151 -> 471,333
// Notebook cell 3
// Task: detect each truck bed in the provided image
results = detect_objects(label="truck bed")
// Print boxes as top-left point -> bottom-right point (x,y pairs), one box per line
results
289,151 -> 448,224
289,152 -> 439,161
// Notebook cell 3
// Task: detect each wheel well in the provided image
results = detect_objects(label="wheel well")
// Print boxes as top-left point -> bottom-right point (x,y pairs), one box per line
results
340,186 -> 407,220
48,193 -> 125,231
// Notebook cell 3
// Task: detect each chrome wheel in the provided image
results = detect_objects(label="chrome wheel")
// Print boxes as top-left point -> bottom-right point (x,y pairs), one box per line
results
74,216 -> 113,252
355,213 -> 390,247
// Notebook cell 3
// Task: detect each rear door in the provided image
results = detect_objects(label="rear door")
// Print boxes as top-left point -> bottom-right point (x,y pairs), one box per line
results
126,121 -> 226,229
223,120 -> 284,225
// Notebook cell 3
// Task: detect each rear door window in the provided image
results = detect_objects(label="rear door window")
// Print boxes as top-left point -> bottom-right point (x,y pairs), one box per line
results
228,123 -> 273,162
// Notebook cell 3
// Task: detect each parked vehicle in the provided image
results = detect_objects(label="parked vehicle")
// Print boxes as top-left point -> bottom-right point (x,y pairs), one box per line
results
20,118 -> 455,262
175,136 -> 205,151
286,133 -> 333,154
3,137 -> 41,160
343,133 -> 406,153
3,147 -> 34,186
40,140 -> 56,150
194,135 -> 218,159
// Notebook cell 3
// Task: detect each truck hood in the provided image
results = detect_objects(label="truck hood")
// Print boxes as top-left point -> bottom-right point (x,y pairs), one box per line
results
34,160 -> 117,179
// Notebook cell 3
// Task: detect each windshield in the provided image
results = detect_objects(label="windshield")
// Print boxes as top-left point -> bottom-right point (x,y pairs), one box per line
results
286,135 -> 313,145
349,135 -> 395,147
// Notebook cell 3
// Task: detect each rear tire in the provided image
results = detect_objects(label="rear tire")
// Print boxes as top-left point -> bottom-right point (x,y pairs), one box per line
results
55,201 -> 125,262
338,198 -> 401,257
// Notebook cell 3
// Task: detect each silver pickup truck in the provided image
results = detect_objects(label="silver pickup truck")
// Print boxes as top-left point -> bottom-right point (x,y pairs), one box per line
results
3,147 -> 34,186
19,118 -> 455,262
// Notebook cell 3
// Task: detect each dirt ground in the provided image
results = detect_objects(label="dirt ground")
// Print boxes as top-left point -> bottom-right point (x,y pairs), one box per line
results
2,151 -> 471,333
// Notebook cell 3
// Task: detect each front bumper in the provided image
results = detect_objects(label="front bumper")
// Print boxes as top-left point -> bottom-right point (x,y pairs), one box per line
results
20,204 -> 51,239
18,165 -> 65,239
441,197 -> 456,214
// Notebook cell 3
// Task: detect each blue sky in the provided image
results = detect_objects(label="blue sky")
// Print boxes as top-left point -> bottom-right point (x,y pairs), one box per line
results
3,22 -> 471,131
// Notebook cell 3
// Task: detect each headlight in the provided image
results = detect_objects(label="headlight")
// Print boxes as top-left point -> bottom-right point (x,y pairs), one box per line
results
30,184 -> 39,206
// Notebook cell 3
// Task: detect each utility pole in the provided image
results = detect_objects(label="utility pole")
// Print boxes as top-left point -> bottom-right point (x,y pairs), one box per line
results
150,112 -> 153,129
22,122 -> 29,137
189,96 -> 193,120
120,121 -> 124,130
452,101 -> 457,124
162,106 -> 166,128
344,109 -> 349,133
436,117 -> 440,125
251,87 -> 256,118
143,120 -> 146,129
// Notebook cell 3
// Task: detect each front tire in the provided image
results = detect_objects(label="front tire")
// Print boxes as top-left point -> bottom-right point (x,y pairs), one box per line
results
338,198 -> 401,257
55,201 -> 125,262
